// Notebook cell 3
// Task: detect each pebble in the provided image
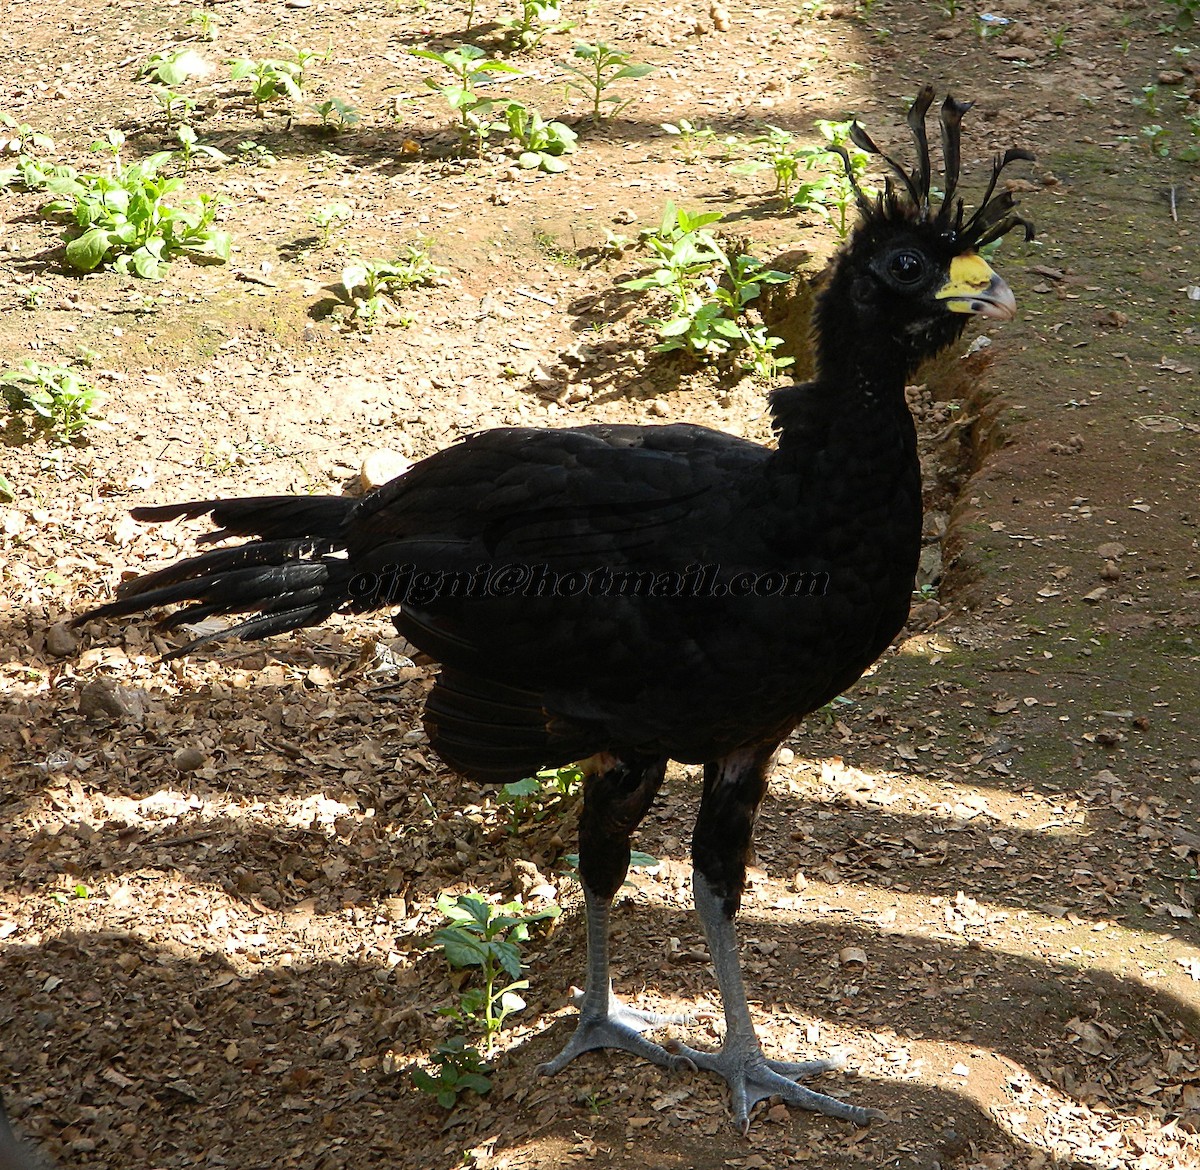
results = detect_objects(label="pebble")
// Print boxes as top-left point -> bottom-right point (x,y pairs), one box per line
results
78,679 -> 149,720
173,746 -> 208,772
777,747 -> 795,766
360,449 -> 412,491
45,621 -> 79,658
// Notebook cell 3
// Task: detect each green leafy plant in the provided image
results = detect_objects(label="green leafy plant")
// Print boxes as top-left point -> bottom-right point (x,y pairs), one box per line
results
733,124 -> 824,202
660,119 -> 717,162
1,360 -> 103,443
431,893 -> 561,1052
311,201 -> 352,246
230,46 -> 319,115
312,97 -> 360,131
340,244 -> 447,328
140,48 -> 193,87
237,140 -> 277,166
188,8 -> 219,41
38,130 -> 230,278
151,85 -> 196,130
499,763 -> 582,831
410,44 -> 524,156
411,1037 -> 493,1108
1166,0 -> 1200,31
175,124 -> 230,172
812,118 -> 873,238
621,203 -> 792,373
562,42 -> 655,121
0,112 -> 54,157
504,102 -> 577,172
502,0 -> 574,50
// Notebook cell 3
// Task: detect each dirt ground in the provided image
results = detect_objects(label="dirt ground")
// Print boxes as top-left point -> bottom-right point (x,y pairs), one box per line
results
2,0 -> 1199,1167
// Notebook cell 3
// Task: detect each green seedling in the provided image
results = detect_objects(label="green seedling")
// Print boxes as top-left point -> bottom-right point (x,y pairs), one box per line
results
733,124 -> 825,201
311,201 -> 352,246
661,119 -> 717,162
499,763 -> 582,831
411,1037 -> 493,1108
621,203 -> 792,372
188,8 -> 219,40
0,112 -> 54,157
410,44 -> 524,156
431,893 -> 561,1052
502,0 -> 574,50
312,97 -> 360,131
939,0 -> 961,15
340,244 -> 447,328
151,85 -> 196,130
140,48 -> 193,87
175,124 -> 231,172
812,118 -> 873,238
563,41 -> 655,121
0,472 -> 13,503
18,286 -> 48,310
38,129 -> 230,278
1,360 -> 103,443
1142,124 -> 1172,158
229,46 -> 318,115
237,140 -> 277,166
1133,84 -> 1161,117
505,102 -> 577,171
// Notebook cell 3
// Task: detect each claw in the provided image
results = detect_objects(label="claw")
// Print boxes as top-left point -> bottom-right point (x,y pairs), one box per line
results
669,1042 -> 882,1129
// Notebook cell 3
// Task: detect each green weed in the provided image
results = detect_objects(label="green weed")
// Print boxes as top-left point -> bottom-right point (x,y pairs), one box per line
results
621,203 -> 792,374
562,42 -> 655,121
410,44 -> 524,156
1,360 -> 103,443
411,1037 -> 493,1108
505,102 -> 577,172
502,0 -> 573,51
37,130 -> 229,278
430,893 -> 561,1052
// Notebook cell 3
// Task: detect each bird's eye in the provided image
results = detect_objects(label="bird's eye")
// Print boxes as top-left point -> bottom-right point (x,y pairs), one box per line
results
886,250 -> 926,284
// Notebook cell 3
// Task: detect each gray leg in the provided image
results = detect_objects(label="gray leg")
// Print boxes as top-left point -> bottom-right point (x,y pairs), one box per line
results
676,746 -> 884,1131
538,754 -> 691,1076
537,888 -> 693,1074
670,873 -> 881,1130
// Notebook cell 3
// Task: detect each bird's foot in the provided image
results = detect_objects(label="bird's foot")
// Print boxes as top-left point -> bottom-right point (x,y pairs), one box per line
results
666,1041 -> 884,1132
537,988 -> 696,1076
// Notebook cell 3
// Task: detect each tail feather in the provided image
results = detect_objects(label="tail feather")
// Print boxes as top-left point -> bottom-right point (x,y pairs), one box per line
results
76,494 -> 362,650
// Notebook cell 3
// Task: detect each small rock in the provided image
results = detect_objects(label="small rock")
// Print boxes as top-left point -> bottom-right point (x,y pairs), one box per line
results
78,679 -> 149,720
173,746 -> 207,772
776,747 -> 795,766
648,400 -> 669,417
45,622 -> 79,658
1159,70 -> 1186,85
360,449 -> 412,491
285,0 -> 311,7
1100,561 -> 1121,582
709,1 -> 730,31
1096,541 -> 1126,560
613,208 -> 638,225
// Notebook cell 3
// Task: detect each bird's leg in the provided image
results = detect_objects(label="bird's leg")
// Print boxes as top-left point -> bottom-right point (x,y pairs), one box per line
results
538,754 -> 691,1076
669,746 -> 883,1131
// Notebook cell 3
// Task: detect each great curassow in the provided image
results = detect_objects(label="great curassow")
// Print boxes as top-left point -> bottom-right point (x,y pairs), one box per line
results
76,87 -> 1033,1130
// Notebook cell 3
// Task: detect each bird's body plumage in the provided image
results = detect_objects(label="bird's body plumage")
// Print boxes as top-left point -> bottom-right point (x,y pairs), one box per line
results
78,87 -> 1033,1130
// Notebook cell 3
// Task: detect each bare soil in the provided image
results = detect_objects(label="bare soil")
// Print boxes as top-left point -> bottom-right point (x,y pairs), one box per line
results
2,1 -> 1199,1168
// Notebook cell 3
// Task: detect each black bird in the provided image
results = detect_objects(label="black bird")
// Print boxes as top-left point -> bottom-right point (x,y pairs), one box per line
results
77,87 -> 1033,1130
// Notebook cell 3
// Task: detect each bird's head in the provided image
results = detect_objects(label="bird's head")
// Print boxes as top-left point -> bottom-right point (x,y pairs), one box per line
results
820,85 -> 1034,371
